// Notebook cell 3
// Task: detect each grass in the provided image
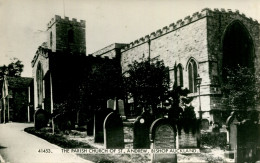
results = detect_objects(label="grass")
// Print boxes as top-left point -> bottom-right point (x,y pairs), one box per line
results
24,127 -> 92,148
24,127 -> 150,163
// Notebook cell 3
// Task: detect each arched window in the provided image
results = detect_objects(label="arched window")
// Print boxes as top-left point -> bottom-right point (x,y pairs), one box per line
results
188,59 -> 198,93
222,20 -> 254,81
176,64 -> 183,87
68,29 -> 74,43
36,63 -> 43,108
50,32 -> 53,47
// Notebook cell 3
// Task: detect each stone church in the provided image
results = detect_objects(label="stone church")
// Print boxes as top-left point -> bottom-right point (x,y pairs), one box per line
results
92,8 -> 260,123
31,15 -> 122,125
32,8 -> 260,124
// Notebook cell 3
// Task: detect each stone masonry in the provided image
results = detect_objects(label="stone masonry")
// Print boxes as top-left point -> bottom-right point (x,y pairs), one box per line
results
92,8 -> 260,123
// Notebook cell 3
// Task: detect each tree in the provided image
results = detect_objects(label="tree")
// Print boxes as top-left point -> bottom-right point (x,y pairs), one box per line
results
165,84 -> 198,134
123,57 -> 170,115
221,66 -> 260,120
86,59 -> 123,110
0,58 -> 24,79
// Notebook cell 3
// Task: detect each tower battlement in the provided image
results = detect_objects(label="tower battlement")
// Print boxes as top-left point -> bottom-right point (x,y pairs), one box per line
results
121,8 -> 259,53
47,15 -> 86,29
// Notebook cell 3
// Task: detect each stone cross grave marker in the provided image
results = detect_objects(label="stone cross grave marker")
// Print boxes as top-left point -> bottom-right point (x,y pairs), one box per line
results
150,118 -> 177,163
94,108 -> 113,143
133,111 -> 153,148
104,112 -> 124,149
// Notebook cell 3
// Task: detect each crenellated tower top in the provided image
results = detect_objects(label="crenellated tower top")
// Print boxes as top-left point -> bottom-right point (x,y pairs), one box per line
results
47,15 -> 86,55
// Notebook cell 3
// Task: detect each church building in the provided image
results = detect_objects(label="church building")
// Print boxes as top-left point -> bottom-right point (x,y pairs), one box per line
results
92,8 -> 260,123
32,8 -> 260,125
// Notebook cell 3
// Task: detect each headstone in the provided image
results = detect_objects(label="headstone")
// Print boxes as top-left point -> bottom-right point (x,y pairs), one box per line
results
34,109 -> 49,130
104,112 -> 124,149
94,108 -> 113,143
54,112 -> 74,131
87,116 -> 94,136
201,119 -> 209,130
236,121 -> 260,163
226,111 -> 260,162
150,118 -> 177,163
178,129 -> 199,148
107,99 -> 114,109
133,111 -> 153,148
212,122 -> 220,133
226,112 -> 239,150
118,99 -> 125,119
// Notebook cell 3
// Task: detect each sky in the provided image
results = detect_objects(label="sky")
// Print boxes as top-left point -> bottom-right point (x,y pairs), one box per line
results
0,0 -> 259,77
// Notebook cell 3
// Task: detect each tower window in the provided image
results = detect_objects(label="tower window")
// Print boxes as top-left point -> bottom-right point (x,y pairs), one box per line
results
68,29 -> 74,43
188,59 -> 198,93
50,32 -> 53,47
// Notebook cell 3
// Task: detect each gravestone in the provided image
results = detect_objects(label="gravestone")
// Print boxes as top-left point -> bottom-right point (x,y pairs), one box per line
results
133,111 -> 153,148
34,109 -> 49,130
226,111 -> 260,162
118,99 -> 126,119
87,116 -> 94,136
178,129 -> 199,148
236,120 -> 260,163
107,99 -> 114,109
226,112 -> 239,150
201,119 -> 209,131
150,118 -> 177,163
104,112 -> 124,149
94,108 -> 113,143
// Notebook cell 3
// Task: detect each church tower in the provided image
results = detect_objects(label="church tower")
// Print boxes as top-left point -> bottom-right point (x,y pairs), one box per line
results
46,15 -> 86,55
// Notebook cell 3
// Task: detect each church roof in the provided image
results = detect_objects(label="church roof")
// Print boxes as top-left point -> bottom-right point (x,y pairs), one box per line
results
6,76 -> 33,89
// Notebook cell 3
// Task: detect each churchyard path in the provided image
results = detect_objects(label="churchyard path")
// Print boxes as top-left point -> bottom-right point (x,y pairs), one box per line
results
0,122 -> 93,163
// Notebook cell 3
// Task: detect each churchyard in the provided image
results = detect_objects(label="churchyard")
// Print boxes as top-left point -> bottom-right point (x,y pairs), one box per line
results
26,98 -> 260,163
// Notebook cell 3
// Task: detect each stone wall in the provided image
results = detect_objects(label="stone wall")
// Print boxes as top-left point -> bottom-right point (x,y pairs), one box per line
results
121,9 -> 210,119
32,47 -> 50,109
206,8 -> 260,111
92,43 -> 127,59
119,8 -> 260,120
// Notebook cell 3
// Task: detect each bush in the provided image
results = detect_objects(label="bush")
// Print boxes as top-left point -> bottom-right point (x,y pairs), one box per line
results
34,109 -> 49,130
201,132 -> 227,149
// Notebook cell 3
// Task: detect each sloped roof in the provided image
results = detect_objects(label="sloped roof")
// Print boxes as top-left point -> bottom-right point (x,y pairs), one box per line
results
6,76 -> 33,89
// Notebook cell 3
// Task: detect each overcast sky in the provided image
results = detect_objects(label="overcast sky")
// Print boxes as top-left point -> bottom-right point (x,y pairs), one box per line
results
0,0 -> 259,77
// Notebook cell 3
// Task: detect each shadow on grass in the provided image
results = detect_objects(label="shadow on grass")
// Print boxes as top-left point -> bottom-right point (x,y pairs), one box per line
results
24,127 -> 92,148
24,127 -> 151,163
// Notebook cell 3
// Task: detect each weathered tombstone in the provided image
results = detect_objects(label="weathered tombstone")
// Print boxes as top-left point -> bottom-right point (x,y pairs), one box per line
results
201,119 -> 209,131
226,111 -> 260,162
150,118 -> 177,163
226,112 -> 239,150
107,99 -> 114,110
178,129 -> 199,148
104,112 -> 124,149
236,120 -> 259,163
133,111 -> 153,148
94,108 -> 113,143
87,116 -> 94,136
212,122 -> 220,133
118,99 -> 126,119
34,108 -> 49,130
